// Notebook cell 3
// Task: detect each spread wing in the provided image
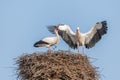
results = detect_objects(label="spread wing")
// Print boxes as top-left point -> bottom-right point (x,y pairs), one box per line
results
58,30 -> 77,49
47,25 -> 56,34
85,21 -> 108,48
47,25 -> 77,49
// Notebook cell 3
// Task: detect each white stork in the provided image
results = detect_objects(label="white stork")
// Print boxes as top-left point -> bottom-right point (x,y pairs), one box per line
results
48,21 -> 108,55
34,27 -> 60,52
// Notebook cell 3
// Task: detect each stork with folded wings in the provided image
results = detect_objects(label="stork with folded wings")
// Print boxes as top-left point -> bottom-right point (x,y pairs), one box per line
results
34,27 -> 60,52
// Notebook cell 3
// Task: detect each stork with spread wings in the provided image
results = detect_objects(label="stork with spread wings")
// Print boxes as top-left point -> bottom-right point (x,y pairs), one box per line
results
48,21 -> 108,55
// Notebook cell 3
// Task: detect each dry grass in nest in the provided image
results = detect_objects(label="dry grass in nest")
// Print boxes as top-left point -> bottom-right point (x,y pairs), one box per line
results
16,50 -> 99,80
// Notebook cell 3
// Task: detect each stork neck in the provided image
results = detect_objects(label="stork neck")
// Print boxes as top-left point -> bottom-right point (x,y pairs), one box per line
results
55,30 -> 59,39
54,29 -> 60,43
76,29 -> 81,36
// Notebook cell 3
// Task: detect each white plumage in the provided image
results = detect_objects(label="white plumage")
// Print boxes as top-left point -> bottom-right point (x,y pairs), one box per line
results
34,28 -> 59,52
42,37 -> 58,45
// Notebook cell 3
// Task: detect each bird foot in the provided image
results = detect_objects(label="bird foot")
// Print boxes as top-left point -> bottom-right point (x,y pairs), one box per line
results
81,53 -> 85,56
47,50 -> 51,54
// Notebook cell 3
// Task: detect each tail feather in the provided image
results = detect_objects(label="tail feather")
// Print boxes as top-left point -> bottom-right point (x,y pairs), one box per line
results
34,40 -> 49,47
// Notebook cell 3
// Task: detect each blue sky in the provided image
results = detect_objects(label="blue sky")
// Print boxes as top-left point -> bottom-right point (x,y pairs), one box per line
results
0,0 -> 120,80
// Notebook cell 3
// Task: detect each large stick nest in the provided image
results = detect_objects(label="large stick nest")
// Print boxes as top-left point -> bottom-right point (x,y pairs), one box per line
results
16,51 -> 99,80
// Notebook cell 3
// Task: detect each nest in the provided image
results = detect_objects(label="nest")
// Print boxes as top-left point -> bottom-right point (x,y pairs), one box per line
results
16,51 -> 99,80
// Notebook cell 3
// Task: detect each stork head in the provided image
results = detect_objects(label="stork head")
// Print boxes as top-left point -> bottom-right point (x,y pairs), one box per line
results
76,27 -> 80,31
56,24 -> 61,30
77,27 -> 79,30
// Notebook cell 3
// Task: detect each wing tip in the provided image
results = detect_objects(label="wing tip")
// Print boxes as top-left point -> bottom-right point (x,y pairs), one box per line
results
101,21 -> 107,26
47,25 -> 57,34
101,20 -> 108,34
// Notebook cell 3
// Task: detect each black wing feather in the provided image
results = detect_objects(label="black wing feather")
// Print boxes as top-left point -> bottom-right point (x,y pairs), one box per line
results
34,40 -> 49,47
47,25 -> 77,49
85,21 -> 108,48
58,30 -> 77,49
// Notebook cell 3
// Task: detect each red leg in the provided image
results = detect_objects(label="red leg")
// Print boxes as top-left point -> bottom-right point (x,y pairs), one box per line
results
47,47 -> 51,53
68,46 -> 71,52
78,46 -> 80,53
77,43 -> 80,53
82,47 -> 84,56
